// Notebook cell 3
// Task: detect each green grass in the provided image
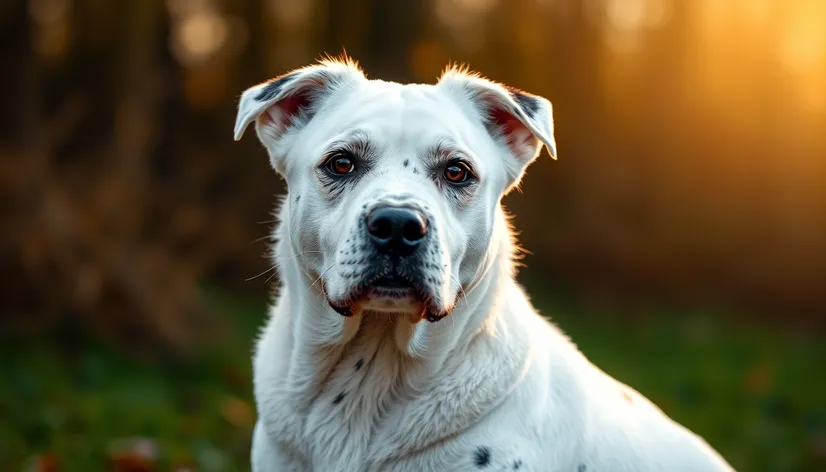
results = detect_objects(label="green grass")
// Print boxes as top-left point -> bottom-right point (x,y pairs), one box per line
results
1,287 -> 824,471
0,291 -> 263,472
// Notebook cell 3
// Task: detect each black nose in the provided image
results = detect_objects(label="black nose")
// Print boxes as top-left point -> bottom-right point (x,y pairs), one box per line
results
366,206 -> 428,256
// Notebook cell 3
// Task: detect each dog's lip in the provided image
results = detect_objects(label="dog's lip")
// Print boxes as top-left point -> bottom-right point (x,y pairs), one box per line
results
327,292 -> 453,322
327,272 -> 452,318
324,267 -> 460,321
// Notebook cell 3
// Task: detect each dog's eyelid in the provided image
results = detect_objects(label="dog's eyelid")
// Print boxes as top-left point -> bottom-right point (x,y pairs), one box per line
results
322,147 -> 355,161
316,144 -> 377,183
449,160 -> 479,184
318,137 -> 374,167
424,143 -> 482,184
446,155 -> 480,180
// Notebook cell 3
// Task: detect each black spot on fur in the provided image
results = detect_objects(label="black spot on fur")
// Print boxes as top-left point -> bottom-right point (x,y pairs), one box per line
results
294,195 -> 300,203
355,359 -> 364,371
332,391 -> 347,405
412,167 -> 419,175
578,465 -> 587,472
510,90 -> 541,116
473,446 -> 491,468
403,159 -> 409,167
254,73 -> 298,101
512,459 -> 523,469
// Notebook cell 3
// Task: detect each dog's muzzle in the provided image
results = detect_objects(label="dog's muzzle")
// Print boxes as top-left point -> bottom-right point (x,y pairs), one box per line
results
327,203 -> 449,320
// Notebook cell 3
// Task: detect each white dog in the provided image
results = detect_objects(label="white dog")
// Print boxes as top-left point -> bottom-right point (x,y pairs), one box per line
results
234,58 -> 734,472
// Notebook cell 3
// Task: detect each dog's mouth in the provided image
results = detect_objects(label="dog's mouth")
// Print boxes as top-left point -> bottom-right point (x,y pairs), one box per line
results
370,274 -> 415,292
327,271 -> 451,322
362,272 -> 425,303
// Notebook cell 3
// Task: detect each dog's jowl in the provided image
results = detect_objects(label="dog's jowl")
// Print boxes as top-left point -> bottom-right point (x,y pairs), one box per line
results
234,58 -> 734,472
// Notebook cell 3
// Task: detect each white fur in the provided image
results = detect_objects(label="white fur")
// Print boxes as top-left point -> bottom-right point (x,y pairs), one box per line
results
235,59 -> 734,472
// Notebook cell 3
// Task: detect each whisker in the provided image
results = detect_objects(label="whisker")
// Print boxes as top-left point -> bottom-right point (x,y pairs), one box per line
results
250,234 -> 273,244
307,263 -> 337,294
247,266 -> 275,282
450,273 -> 469,310
248,250 -> 329,285
264,268 -> 280,284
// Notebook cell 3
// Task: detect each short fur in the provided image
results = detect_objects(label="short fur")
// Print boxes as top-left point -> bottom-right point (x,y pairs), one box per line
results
234,58 -> 734,472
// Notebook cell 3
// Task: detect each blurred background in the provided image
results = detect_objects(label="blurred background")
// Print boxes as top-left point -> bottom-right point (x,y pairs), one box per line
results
1,0 -> 825,470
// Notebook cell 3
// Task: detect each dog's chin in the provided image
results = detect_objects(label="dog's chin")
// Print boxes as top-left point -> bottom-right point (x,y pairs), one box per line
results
327,276 -> 453,322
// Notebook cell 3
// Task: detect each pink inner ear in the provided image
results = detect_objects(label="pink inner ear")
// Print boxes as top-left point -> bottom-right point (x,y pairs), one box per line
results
490,107 -> 535,156
280,92 -> 311,118
260,90 -> 313,132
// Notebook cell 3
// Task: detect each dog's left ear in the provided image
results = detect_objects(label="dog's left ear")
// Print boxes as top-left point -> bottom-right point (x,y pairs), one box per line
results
438,68 -> 556,189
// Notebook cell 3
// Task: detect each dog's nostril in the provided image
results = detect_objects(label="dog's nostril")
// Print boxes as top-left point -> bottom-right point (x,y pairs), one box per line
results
368,216 -> 393,240
403,219 -> 426,242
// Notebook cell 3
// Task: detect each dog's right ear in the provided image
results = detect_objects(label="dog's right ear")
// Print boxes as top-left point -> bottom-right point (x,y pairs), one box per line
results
438,66 -> 556,193
234,59 -> 365,172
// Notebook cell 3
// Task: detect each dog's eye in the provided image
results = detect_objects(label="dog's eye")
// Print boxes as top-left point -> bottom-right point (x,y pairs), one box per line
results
326,152 -> 355,175
443,161 -> 472,184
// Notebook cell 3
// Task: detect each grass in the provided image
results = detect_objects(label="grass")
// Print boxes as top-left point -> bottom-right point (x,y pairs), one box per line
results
1,285 -> 824,471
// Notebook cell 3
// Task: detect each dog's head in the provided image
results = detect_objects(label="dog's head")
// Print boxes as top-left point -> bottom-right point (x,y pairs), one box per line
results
235,59 -> 555,322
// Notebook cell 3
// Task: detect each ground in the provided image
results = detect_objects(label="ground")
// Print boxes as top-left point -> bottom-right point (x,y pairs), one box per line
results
1,284 -> 824,472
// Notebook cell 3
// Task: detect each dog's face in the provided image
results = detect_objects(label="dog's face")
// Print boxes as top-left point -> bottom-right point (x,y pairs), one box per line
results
235,60 -> 555,322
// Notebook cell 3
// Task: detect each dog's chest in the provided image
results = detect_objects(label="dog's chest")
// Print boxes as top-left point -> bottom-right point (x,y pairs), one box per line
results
269,318 -> 411,470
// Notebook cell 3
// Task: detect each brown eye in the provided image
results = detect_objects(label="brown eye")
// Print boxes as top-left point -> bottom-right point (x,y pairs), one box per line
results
444,162 -> 471,184
326,153 -> 355,175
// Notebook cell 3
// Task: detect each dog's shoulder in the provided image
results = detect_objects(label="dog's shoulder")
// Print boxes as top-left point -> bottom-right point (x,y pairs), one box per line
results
552,345 -> 731,469
581,377 -> 732,470
489,298 -> 732,471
